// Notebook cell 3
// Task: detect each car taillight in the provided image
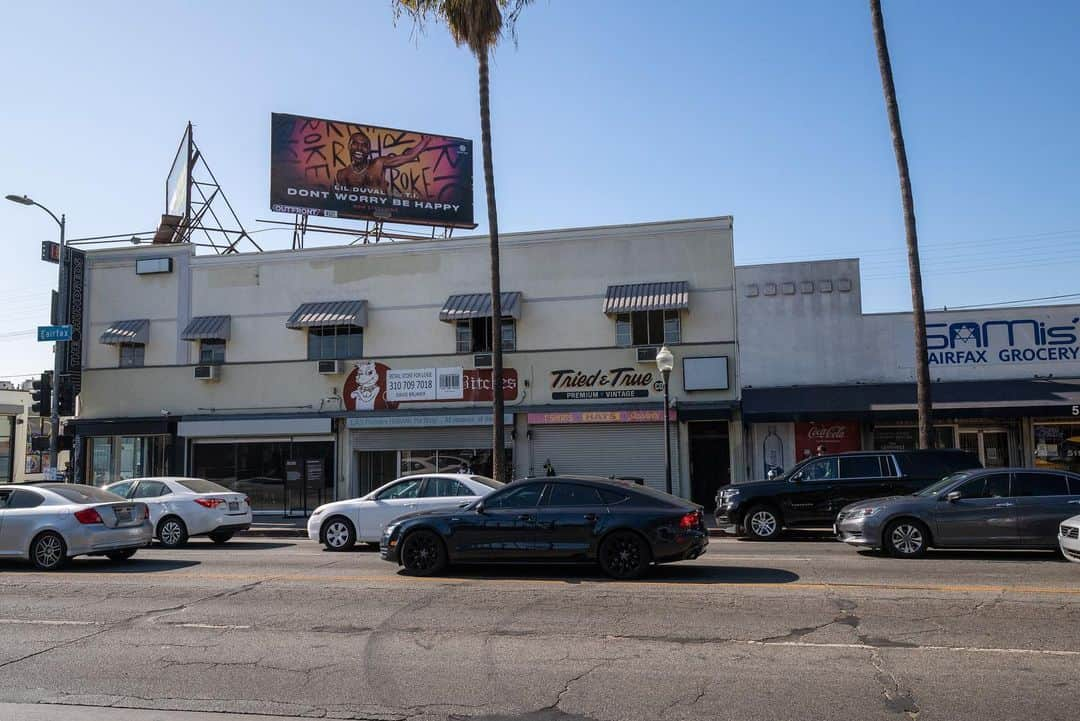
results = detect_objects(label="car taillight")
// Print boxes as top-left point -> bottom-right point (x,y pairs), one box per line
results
74,508 -> 103,525
194,498 -> 225,509
243,496 -> 250,507
679,511 -> 702,530
141,505 -> 150,520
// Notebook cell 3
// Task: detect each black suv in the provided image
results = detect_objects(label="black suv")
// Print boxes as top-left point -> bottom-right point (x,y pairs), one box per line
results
715,450 -> 981,540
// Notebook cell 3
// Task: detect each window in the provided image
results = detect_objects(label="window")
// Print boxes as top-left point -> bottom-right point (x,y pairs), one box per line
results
486,483 -> 544,509
615,310 -> 680,347
7,489 -> 44,509
49,485 -> 126,504
470,476 -> 504,490
599,489 -> 629,505
840,456 -> 884,479
375,478 -> 424,500
307,325 -> 363,361
421,477 -> 473,498
799,457 -> 838,482
106,481 -> 134,499
0,490 -> 10,508
0,415 -> 13,482
177,478 -> 231,494
955,474 -> 1010,499
131,481 -> 170,498
1032,423 -> 1080,474
544,483 -> 604,507
455,317 -> 515,353
1011,472 -> 1070,497
119,343 -> 145,368
199,339 -> 226,365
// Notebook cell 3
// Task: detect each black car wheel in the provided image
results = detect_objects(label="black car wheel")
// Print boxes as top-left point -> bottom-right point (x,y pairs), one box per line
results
400,530 -> 447,576
30,532 -> 67,571
208,531 -> 234,545
599,531 -> 650,579
158,516 -> 189,548
106,549 -> 137,562
321,516 -> 356,551
883,518 -> 929,558
743,505 -> 782,541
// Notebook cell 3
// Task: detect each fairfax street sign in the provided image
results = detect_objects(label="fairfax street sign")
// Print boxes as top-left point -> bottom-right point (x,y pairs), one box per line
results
38,325 -> 72,342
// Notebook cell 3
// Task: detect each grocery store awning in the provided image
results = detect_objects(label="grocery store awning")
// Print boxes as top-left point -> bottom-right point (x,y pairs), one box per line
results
99,319 -> 149,345
286,300 -> 367,329
603,281 -> 689,314
439,292 -> 522,322
181,315 -> 231,341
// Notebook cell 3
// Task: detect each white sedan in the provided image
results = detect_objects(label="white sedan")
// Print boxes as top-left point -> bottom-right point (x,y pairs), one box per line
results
1061,514 -> 1080,563
104,477 -> 252,548
309,474 -> 503,551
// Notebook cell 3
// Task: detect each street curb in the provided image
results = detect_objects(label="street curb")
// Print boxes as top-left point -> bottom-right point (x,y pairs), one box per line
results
240,528 -> 309,539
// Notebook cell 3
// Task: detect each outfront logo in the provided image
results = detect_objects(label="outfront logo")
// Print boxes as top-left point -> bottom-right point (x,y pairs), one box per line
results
926,317 -> 1080,365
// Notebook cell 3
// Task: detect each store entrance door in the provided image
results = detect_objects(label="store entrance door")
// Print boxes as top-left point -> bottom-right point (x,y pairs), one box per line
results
689,422 -> 730,511
959,429 -> 1011,468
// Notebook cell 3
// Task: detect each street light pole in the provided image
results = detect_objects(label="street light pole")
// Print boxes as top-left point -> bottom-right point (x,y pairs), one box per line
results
655,346 -> 675,496
6,194 -> 66,475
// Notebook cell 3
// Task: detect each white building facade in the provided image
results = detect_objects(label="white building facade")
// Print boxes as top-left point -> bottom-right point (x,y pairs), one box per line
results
70,217 -> 740,512
737,259 -> 1080,481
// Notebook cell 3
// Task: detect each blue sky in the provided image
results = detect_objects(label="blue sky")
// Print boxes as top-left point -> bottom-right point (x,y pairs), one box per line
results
2,0 -> 1078,380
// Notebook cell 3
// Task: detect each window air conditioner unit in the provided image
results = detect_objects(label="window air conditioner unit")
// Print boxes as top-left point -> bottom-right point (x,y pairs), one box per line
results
473,353 -> 493,368
194,365 -> 219,381
636,346 -> 659,364
317,359 -> 343,375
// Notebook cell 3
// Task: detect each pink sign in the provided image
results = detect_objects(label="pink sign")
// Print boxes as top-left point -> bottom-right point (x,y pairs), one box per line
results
527,409 -> 675,425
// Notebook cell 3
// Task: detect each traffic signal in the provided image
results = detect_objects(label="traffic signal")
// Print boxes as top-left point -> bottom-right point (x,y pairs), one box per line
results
30,371 -> 52,417
57,374 -> 75,416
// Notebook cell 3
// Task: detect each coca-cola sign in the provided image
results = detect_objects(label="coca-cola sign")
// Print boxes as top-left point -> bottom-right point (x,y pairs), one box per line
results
795,421 -> 860,460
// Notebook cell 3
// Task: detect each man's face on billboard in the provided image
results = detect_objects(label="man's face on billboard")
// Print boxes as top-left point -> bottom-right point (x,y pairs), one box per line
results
349,133 -> 372,168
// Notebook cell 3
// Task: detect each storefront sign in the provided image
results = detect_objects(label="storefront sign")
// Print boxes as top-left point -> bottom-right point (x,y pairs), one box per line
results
270,112 -> 474,228
527,409 -> 674,425
347,413 -> 512,429
549,367 -> 659,400
925,313 -> 1080,367
794,421 -> 860,460
344,361 -> 517,411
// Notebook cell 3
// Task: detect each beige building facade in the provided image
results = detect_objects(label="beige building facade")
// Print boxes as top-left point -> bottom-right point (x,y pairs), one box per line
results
72,217 -> 740,512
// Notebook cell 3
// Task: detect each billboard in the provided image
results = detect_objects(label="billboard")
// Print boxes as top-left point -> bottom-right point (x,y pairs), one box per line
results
270,112 -> 474,228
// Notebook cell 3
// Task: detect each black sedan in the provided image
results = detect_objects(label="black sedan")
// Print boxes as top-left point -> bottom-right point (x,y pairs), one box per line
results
380,476 -> 708,579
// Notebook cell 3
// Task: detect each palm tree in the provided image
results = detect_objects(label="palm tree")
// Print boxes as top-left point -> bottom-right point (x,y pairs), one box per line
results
869,0 -> 933,448
394,0 -> 532,481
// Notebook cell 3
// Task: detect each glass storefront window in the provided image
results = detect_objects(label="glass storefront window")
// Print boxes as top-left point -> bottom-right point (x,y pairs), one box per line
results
0,416 -> 13,482
24,417 -> 52,476
399,448 -> 512,480
90,437 -> 113,485
191,440 -> 334,513
872,426 -> 956,451
1033,423 -> 1080,473
87,435 -> 169,485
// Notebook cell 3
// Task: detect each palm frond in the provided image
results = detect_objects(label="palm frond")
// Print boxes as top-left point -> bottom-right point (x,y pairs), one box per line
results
391,0 -> 532,56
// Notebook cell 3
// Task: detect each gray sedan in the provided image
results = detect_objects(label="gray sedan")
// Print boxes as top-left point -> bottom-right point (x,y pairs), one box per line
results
836,468 -> 1080,557
0,484 -> 153,570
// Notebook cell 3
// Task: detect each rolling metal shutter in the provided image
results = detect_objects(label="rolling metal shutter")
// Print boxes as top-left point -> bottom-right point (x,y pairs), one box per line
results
529,423 -> 679,493
350,427 -> 511,451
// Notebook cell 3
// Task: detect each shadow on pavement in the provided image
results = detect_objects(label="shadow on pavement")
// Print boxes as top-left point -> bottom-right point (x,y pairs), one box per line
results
872,548 -> 1064,562
735,529 -> 837,543
176,540 -> 296,551
415,563 -> 800,584
0,557 -> 200,573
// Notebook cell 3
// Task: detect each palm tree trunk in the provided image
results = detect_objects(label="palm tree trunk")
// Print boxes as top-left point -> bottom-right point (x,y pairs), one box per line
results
477,49 -> 506,480
870,0 -> 933,448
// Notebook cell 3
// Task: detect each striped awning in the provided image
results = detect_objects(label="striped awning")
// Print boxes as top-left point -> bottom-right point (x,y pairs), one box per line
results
286,300 -> 367,329
180,315 -> 231,341
439,292 -> 522,322
99,319 -> 149,345
603,281 -> 690,314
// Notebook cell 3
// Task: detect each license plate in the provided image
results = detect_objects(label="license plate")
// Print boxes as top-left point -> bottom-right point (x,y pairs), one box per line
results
228,501 -> 239,511
116,509 -> 131,522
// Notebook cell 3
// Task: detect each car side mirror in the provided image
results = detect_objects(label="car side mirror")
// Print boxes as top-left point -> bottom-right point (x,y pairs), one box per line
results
945,491 -> 962,503
767,469 -> 778,481
790,472 -> 803,484
474,501 -> 486,514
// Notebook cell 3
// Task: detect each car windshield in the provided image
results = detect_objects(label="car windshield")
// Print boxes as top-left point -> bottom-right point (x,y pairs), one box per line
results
913,472 -> 970,497
177,478 -> 232,494
469,475 -> 504,489
42,484 -> 125,504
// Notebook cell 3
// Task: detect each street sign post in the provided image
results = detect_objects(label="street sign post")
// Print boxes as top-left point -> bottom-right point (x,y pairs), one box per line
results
38,325 -> 73,342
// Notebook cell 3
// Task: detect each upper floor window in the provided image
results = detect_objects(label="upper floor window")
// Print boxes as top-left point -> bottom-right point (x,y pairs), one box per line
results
456,317 -> 516,353
308,325 -> 363,361
119,343 -> 145,368
615,310 -> 680,347
199,339 -> 226,365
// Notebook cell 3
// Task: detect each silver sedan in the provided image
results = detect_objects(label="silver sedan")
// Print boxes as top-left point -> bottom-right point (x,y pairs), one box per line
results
0,483 -> 153,570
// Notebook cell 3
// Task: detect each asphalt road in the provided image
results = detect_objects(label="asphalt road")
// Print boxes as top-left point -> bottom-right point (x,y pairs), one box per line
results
1,534 -> 1078,721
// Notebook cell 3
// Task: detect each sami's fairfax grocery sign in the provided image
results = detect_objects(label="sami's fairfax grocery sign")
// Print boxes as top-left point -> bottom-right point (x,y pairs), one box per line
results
925,313 -> 1080,367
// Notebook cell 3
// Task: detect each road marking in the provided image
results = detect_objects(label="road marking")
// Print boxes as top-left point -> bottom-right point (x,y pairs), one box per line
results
0,619 -> 100,627
172,623 -> 251,630
743,639 -> 1080,657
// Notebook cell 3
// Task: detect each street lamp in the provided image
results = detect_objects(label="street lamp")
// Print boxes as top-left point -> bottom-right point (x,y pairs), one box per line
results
7,193 -> 66,476
655,345 -> 675,495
